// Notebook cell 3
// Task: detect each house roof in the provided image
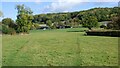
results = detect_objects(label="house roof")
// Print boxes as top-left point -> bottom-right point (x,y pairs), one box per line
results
99,21 -> 111,24
39,24 -> 47,27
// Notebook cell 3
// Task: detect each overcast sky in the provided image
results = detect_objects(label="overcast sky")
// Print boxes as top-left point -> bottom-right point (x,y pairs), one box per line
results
0,0 -> 119,21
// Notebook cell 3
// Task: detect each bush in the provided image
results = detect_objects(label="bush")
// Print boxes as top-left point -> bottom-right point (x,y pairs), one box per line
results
2,25 -> 16,35
8,28 -> 16,35
30,25 -> 36,30
51,24 -> 56,29
2,18 -> 14,27
107,22 -> 114,29
16,25 -> 30,34
23,26 -> 29,34
34,23 -> 40,29
86,30 -> 120,37
2,25 -> 9,34
106,16 -> 120,30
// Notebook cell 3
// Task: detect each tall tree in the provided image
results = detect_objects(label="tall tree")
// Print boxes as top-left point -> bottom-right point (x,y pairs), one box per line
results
16,4 -> 33,33
82,16 -> 98,30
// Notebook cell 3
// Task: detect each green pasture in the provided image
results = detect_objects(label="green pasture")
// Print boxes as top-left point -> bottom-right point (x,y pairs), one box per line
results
2,28 -> 118,66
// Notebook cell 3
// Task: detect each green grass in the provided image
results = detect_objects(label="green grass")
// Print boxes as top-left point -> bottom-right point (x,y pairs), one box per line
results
0,36 -> 2,67
0,25 -> 2,31
2,28 -> 118,66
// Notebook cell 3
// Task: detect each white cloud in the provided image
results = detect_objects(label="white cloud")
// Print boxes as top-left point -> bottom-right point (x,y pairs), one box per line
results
41,0 -> 119,13
94,0 -> 119,2
42,0 -> 88,13
34,0 -> 41,4
1,0 -> 120,2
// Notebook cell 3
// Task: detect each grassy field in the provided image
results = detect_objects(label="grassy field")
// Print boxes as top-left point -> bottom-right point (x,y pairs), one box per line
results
0,24 -> 2,67
2,28 -> 118,66
0,36 -> 2,67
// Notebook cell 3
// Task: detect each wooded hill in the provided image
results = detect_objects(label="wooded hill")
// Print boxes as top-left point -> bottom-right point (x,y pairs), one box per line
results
33,7 -> 119,25
1,6 -> 120,34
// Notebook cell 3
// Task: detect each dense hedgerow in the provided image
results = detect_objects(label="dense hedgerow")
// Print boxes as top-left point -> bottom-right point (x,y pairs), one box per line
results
86,30 -> 120,37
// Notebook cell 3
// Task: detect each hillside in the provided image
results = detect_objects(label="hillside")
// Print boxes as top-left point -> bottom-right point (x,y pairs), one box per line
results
32,7 -> 119,25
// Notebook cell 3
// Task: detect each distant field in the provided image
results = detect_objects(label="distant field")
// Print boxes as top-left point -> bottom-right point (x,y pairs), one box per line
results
2,28 -> 118,66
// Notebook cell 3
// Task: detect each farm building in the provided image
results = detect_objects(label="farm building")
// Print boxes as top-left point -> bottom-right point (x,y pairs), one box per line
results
37,24 -> 50,30
99,21 -> 111,26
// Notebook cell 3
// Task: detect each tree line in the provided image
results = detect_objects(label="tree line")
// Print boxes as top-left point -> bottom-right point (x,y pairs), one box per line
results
0,4 -> 120,34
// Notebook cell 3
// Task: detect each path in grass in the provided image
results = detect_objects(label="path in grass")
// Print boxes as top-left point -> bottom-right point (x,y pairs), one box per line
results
2,28 -> 118,66
76,34 -> 118,66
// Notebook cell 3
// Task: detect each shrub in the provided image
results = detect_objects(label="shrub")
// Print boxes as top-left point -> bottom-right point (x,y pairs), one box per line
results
107,22 -> 114,29
86,30 -> 120,37
30,25 -> 36,30
23,26 -> 29,34
2,25 -> 16,35
106,16 -> 120,30
34,23 -> 40,29
16,26 -> 29,34
2,18 -> 14,27
2,25 -> 8,34
51,25 -> 56,29
8,28 -> 16,35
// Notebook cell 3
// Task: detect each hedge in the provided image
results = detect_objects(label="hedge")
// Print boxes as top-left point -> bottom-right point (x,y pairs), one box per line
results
2,25 -> 16,35
86,30 -> 120,37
